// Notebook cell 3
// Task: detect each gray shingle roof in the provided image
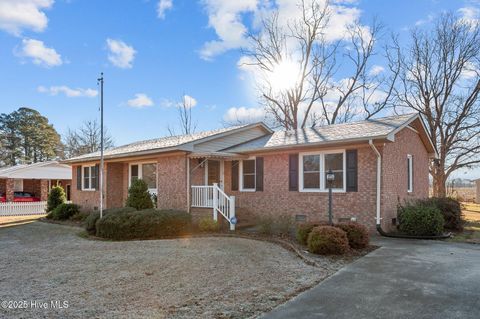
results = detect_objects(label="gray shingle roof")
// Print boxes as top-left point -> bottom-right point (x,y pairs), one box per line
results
224,113 -> 418,153
64,124 -> 251,162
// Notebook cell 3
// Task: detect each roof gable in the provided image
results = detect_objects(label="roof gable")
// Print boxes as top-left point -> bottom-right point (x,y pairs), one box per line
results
64,122 -> 272,163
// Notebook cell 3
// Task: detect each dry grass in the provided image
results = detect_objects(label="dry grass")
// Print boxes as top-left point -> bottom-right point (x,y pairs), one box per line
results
0,214 -> 45,228
449,202 -> 480,244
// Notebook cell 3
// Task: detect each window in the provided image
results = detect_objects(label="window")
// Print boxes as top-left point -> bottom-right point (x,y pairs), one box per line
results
325,153 -> 344,189
130,162 -> 157,193
303,155 -> 320,189
407,155 -> 413,192
300,151 -> 345,192
241,159 -> 256,191
82,165 -> 96,190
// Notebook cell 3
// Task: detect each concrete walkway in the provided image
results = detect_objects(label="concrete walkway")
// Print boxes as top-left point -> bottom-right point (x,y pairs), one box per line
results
263,237 -> 480,319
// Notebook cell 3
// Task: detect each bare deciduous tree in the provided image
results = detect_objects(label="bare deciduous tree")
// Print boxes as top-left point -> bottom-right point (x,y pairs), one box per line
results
168,95 -> 197,135
244,0 -> 398,129
391,13 -> 480,197
64,120 -> 114,158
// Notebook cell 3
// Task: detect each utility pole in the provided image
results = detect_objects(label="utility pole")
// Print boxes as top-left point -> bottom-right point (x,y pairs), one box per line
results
97,73 -> 104,219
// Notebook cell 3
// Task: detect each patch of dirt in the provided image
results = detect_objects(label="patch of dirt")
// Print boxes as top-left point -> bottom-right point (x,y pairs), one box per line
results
0,222 -> 368,319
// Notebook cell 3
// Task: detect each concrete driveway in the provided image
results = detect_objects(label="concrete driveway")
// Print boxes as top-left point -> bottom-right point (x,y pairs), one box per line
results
264,237 -> 480,319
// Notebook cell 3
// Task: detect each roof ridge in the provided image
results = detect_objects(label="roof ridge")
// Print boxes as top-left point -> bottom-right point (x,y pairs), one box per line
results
281,112 -> 418,135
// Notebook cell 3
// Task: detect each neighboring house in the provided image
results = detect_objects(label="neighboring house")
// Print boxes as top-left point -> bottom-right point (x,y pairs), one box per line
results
63,113 -> 436,232
0,161 -> 72,202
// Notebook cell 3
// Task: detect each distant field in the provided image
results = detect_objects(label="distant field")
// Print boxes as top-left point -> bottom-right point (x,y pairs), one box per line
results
430,187 -> 476,202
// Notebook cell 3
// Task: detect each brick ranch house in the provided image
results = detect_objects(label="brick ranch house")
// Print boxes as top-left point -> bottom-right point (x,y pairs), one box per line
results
63,113 -> 437,232
0,161 -> 72,202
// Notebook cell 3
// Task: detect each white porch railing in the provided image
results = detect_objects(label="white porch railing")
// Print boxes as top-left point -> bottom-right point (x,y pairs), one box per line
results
191,184 -> 236,230
0,201 -> 48,216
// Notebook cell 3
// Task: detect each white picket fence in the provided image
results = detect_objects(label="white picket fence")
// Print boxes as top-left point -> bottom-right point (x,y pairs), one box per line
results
0,201 -> 48,216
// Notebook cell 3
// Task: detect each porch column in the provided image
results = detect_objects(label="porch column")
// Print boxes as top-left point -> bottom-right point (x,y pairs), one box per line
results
6,179 -> 14,202
40,179 -> 49,201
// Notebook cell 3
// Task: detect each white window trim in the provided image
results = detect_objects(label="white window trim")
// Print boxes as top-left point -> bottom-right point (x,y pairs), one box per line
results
407,154 -> 413,193
239,157 -> 256,192
129,161 -> 158,195
82,165 -> 96,191
299,150 -> 347,193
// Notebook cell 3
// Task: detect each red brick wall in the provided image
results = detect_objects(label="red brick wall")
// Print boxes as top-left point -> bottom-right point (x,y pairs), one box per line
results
157,155 -> 188,211
381,127 -> 430,230
223,145 -> 379,230
71,154 -> 190,212
106,162 -> 125,209
71,165 -> 104,211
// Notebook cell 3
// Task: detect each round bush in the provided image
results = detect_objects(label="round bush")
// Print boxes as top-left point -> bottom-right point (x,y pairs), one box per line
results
85,207 -> 136,235
416,197 -> 463,231
198,218 -> 220,232
336,222 -> 369,249
296,222 -> 323,245
95,209 -> 191,240
398,204 -> 444,236
125,179 -> 154,210
307,226 -> 349,255
51,203 -> 80,220
47,186 -> 66,212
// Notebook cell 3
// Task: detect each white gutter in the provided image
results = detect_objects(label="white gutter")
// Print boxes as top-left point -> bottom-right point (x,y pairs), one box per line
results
369,140 -> 382,225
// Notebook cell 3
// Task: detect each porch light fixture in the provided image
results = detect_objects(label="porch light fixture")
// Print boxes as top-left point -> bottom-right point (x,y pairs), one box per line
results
326,169 -> 335,225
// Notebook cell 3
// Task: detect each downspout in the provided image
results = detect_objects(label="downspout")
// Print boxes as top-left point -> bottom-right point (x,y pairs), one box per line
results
369,140 -> 450,239
369,140 -> 383,233
187,155 -> 190,213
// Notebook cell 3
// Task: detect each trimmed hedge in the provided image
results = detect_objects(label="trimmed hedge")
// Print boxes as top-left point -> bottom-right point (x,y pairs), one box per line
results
416,197 -> 463,231
85,207 -> 136,235
307,226 -> 349,255
296,222 -> 321,245
95,209 -> 191,240
398,204 -> 444,236
48,203 -> 80,220
47,186 -> 66,212
198,218 -> 220,232
336,222 -> 369,249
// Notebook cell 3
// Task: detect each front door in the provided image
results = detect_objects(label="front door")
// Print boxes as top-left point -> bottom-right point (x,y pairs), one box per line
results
207,160 -> 221,186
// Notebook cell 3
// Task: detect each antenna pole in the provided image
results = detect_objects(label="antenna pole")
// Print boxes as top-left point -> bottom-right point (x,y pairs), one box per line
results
98,73 -> 104,219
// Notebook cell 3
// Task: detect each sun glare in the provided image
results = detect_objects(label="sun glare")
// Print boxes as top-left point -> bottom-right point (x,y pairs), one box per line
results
269,60 -> 299,91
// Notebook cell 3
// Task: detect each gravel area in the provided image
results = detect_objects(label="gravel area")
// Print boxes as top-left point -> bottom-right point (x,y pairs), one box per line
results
0,222 -> 347,319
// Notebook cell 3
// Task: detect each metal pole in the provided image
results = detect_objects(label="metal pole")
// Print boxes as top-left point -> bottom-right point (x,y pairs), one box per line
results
328,187 -> 332,225
98,73 -> 104,219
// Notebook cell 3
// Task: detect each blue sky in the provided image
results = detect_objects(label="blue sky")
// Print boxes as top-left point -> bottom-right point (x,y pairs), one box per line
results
0,0 -> 479,177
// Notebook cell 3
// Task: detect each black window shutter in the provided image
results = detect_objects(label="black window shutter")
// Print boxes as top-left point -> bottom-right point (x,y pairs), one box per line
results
289,154 -> 299,191
231,161 -> 239,191
256,157 -> 264,191
346,150 -> 358,192
94,164 -> 100,190
76,166 -> 82,190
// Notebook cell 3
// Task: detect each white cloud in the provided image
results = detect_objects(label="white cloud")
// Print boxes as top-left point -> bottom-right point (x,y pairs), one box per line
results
157,0 -> 173,19
199,0 -> 363,60
0,0 -> 54,36
106,38 -> 136,69
223,106 -> 265,124
37,85 -> 98,97
160,95 -> 198,108
414,13 -> 434,26
458,6 -> 480,24
199,0 -> 257,60
18,38 -> 62,67
182,95 -> 197,108
127,93 -> 154,108
369,65 -> 385,76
